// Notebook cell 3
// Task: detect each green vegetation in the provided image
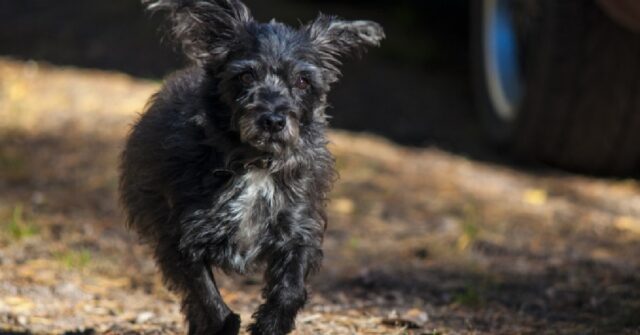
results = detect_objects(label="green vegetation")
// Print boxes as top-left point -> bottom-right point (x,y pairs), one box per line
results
4,204 -> 39,241
454,284 -> 484,308
55,249 -> 92,270
456,204 -> 481,251
0,145 -> 27,182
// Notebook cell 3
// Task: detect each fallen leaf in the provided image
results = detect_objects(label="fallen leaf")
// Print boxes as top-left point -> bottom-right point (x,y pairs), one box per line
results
615,216 -> 640,234
135,311 -> 155,324
381,308 -> 429,329
3,296 -> 35,313
523,188 -> 547,205
331,198 -> 355,215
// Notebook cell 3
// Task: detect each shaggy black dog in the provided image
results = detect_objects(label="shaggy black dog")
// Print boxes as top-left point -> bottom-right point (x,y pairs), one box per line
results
119,0 -> 384,334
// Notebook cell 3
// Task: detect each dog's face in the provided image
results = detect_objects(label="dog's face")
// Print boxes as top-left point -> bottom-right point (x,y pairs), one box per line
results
147,0 -> 384,154
217,23 -> 333,154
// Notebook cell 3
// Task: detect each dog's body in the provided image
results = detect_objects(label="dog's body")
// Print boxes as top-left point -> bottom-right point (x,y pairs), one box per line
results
119,1 -> 383,334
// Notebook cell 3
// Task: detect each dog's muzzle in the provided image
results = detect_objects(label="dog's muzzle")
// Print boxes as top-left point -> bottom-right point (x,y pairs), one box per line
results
258,112 -> 286,133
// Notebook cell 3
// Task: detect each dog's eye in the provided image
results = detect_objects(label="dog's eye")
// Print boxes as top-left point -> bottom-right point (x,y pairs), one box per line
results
294,76 -> 310,90
240,73 -> 255,85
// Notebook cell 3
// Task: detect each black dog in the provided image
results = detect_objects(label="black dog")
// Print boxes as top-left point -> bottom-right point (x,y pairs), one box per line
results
119,0 -> 383,334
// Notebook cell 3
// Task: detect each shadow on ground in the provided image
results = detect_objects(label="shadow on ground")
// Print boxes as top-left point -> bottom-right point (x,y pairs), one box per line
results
319,257 -> 640,333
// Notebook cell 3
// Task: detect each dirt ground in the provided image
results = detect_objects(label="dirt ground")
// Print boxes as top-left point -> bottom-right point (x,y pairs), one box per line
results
0,58 -> 639,335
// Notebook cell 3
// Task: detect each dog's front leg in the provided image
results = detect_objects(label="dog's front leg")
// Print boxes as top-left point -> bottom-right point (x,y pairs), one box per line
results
248,244 -> 322,335
174,207 -> 240,334
178,202 -> 236,266
154,236 -> 239,335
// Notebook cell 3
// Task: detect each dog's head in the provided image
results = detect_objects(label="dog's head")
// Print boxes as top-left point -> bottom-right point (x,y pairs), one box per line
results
146,0 -> 384,154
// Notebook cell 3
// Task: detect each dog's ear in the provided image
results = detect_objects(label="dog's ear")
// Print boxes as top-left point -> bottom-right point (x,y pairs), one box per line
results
306,14 -> 385,82
144,0 -> 253,65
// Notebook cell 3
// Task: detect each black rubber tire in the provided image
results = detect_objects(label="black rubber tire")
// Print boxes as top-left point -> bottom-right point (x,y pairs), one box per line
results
473,0 -> 640,175
470,0 -> 517,146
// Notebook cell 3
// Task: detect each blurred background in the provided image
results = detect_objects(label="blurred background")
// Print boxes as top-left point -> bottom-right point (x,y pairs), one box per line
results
0,0 -> 481,155
0,0 -> 639,334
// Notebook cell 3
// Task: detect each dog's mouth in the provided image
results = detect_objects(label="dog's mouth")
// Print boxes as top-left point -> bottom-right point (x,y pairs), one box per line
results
245,132 -> 292,154
237,114 -> 300,154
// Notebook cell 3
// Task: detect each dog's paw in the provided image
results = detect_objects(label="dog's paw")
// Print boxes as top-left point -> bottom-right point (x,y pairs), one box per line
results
218,313 -> 241,335
246,322 -> 267,335
189,313 -> 241,335
247,316 -> 291,335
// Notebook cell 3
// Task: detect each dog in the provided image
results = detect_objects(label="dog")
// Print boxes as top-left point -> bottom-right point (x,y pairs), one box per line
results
119,0 -> 384,334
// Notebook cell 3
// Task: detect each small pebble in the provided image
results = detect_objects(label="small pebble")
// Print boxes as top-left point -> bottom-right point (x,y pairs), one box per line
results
17,315 -> 28,326
135,311 -> 155,324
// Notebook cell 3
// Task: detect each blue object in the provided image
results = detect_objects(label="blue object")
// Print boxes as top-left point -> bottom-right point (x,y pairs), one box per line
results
491,0 -> 523,110
483,0 -> 524,120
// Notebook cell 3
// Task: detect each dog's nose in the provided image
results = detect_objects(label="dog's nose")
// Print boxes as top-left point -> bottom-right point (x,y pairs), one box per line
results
259,113 -> 286,133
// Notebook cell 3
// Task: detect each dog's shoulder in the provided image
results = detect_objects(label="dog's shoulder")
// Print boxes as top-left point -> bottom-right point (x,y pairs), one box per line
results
154,66 -> 206,109
137,66 -> 211,138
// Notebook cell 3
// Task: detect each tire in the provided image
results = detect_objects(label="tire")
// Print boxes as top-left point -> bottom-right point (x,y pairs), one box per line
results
472,0 -> 640,175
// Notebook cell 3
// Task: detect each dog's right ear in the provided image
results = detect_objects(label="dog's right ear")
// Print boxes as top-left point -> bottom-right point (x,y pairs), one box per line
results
306,14 -> 385,83
144,0 -> 253,65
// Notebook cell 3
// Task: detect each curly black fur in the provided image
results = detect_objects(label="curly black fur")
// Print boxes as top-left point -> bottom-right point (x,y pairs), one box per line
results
120,1 -> 384,334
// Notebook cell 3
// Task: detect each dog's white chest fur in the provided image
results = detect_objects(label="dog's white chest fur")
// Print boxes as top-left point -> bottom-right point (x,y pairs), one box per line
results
233,170 -> 275,245
222,169 -> 279,271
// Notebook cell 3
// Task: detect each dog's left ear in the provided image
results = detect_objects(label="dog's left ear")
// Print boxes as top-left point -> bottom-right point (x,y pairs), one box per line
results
145,0 -> 253,65
306,14 -> 385,82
